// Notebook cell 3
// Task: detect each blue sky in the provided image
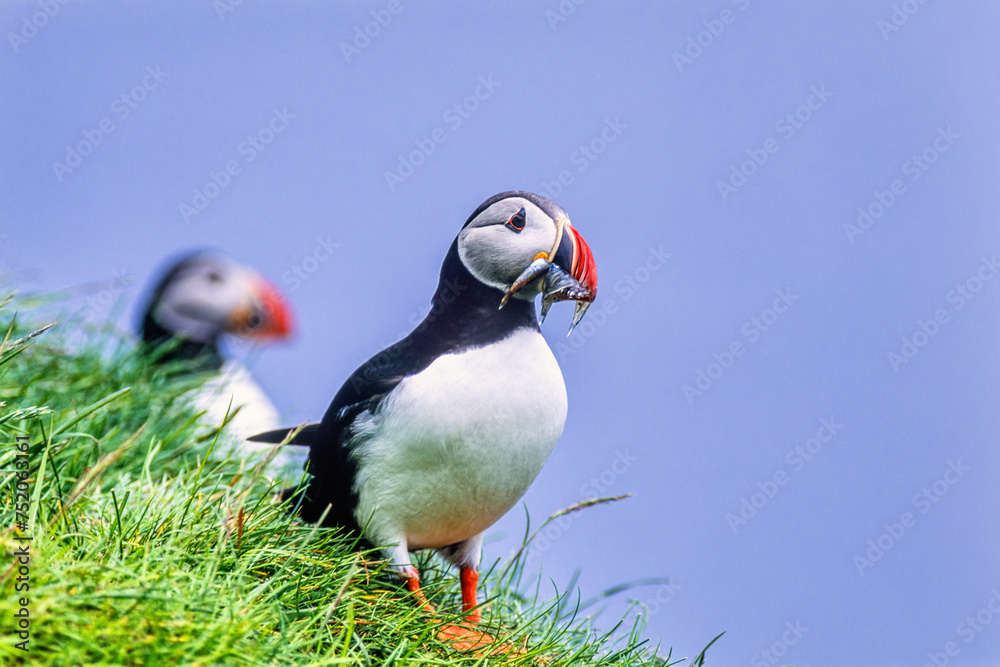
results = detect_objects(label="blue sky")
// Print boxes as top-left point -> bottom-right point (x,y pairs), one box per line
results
4,2 -> 1000,664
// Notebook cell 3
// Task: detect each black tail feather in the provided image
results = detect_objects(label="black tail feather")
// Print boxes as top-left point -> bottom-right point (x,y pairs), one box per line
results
248,424 -> 320,446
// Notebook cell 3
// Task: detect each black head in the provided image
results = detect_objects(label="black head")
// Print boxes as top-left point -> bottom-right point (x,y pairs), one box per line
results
138,251 -> 294,363
455,191 -> 598,332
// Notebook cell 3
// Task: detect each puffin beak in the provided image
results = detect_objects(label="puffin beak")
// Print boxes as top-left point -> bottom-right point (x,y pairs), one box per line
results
544,221 -> 598,335
500,218 -> 598,336
227,274 -> 295,340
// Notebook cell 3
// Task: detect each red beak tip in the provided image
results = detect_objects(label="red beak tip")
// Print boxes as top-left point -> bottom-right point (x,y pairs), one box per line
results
256,279 -> 295,340
569,226 -> 598,296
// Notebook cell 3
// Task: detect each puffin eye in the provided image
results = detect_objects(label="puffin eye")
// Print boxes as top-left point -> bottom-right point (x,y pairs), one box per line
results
505,207 -> 527,233
207,271 -> 224,283
246,310 -> 263,329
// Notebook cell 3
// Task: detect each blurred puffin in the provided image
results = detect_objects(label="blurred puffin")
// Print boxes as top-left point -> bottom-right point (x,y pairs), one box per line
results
138,251 -> 306,480
251,191 -> 597,635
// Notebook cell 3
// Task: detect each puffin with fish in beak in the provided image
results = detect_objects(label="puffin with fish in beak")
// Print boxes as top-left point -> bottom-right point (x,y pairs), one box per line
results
251,191 -> 597,640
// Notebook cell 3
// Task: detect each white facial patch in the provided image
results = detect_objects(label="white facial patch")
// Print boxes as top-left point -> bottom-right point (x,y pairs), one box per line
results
153,259 -> 252,342
457,198 -> 559,296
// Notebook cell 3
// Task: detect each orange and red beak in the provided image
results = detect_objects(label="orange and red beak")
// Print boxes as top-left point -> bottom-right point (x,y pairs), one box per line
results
544,222 -> 598,335
501,219 -> 598,335
227,274 -> 295,340
552,223 -> 598,300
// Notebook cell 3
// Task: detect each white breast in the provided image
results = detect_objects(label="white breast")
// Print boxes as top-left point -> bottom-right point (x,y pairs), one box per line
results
189,361 -> 308,482
190,361 -> 281,439
351,327 -> 567,550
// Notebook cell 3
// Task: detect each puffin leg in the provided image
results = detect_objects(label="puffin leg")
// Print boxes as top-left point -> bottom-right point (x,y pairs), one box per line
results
401,565 -> 436,614
459,566 -> 480,624
436,532 -> 484,622
388,544 -> 437,615
396,552 -> 490,651
400,538 -> 516,655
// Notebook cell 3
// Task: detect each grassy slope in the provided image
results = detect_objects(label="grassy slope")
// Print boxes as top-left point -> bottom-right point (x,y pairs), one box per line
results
0,300 -> 716,666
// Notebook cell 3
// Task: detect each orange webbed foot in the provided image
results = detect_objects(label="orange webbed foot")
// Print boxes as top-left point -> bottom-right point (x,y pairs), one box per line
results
404,564 -> 535,658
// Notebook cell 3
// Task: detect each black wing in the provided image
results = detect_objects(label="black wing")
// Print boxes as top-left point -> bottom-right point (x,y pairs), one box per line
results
294,244 -> 539,530
296,331 -> 450,530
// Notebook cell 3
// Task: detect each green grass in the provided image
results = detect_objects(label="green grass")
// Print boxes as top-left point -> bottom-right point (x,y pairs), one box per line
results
0,296 -> 720,665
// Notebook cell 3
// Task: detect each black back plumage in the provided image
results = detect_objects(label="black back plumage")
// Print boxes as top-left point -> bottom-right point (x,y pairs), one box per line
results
293,236 -> 540,531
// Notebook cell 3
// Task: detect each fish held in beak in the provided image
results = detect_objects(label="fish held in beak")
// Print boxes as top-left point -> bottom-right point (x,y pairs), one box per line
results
500,220 -> 598,336
546,222 -> 598,335
499,256 -> 552,309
